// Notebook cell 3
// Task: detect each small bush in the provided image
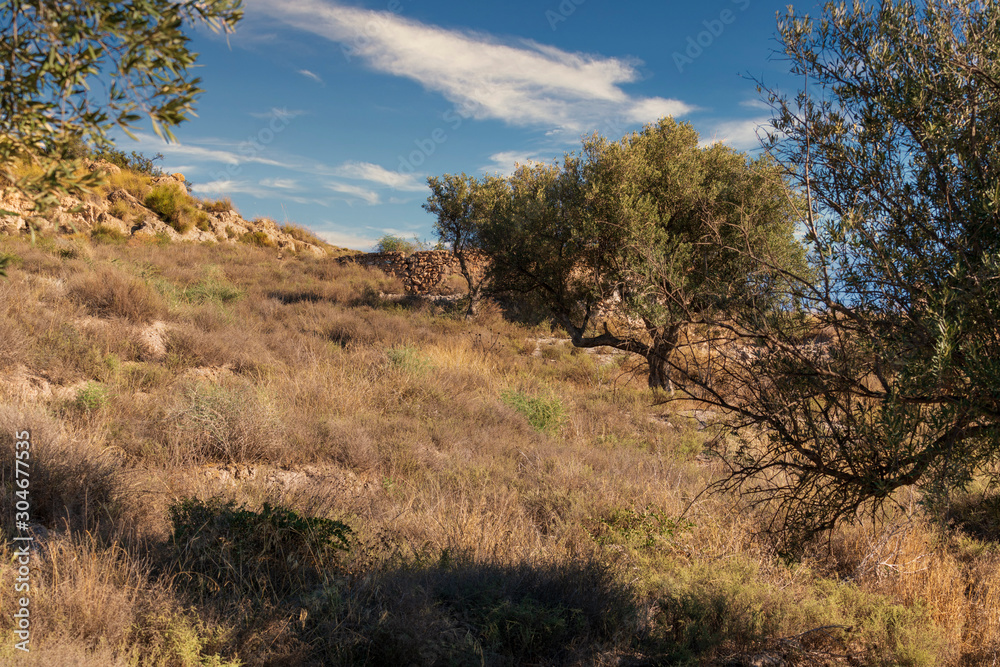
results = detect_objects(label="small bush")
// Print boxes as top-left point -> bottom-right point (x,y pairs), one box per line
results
144,184 -> 190,233
239,231 -> 275,248
374,234 -> 426,254
167,379 -> 281,464
93,147 -> 164,176
90,224 -> 126,244
203,197 -> 233,213
68,266 -> 166,323
74,382 -> 109,413
168,497 -> 352,600
386,345 -> 432,374
500,390 -> 565,434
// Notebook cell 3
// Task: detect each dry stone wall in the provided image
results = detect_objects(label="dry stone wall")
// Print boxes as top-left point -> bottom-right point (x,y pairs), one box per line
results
341,250 -> 488,294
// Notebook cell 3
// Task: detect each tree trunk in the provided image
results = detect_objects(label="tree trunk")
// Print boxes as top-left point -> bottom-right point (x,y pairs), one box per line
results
646,327 -> 680,392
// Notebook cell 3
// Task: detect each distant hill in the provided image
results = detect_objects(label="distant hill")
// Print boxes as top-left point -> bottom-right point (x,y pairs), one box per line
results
0,159 -> 358,257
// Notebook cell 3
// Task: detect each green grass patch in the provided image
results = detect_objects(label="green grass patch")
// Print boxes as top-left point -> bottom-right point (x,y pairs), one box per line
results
501,390 -> 565,434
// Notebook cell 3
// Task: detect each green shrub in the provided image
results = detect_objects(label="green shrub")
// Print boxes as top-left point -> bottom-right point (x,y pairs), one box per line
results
93,147 -> 164,176
74,382 -> 109,412
500,390 -> 565,434
386,345 -> 431,374
588,506 -> 694,550
168,497 -> 352,600
374,234 -> 425,254
144,184 -> 187,231
90,224 -> 126,244
239,231 -> 274,248
203,197 -> 233,213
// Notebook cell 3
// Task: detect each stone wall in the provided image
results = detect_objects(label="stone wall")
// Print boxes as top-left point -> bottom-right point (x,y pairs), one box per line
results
340,250 -> 488,294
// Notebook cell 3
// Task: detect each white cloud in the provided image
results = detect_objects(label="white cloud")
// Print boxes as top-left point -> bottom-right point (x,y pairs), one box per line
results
125,133 -> 292,168
699,118 -> 772,151
246,0 -> 693,132
298,69 -> 324,84
317,228 -> 378,250
479,150 -> 550,176
626,97 -> 698,124
249,107 -> 307,120
260,178 -> 301,190
331,161 -> 425,191
325,181 -> 380,205
192,179 -> 260,196
739,99 -> 771,111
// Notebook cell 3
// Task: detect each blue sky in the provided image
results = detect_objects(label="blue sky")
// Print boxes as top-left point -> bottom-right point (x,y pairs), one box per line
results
115,0 -> 823,250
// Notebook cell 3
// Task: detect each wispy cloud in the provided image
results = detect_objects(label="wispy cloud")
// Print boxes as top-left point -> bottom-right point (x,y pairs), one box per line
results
246,0 -> 693,133
699,118 -> 771,151
249,107 -> 307,120
192,180 -> 261,196
316,228 -> 379,250
479,150 -> 552,175
331,161 -> 425,191
298,69 -> 324,84
326,181 -> 380,205
126,133 -> 292,168
260,177 -> 301,190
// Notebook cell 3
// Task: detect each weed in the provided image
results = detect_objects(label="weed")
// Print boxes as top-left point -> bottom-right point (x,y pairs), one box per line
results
588,506 -> 694,549
203,197 -> 233,213
74,381 -> 109,412
386,344 -> 432,374
168,497 -> 352,600
500,389 -> 565,434
239,230 -> 274,248
90,224 -> 126,244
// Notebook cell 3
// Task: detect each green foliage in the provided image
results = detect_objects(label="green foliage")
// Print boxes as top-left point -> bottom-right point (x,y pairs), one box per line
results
144,184 -> 190,233
426,119 -> 807,388
92,147 -> 164,176
0,1 -> 242,218
168,497 -> 352,601
0,254 -> 9,278
238,230 -> 274,248
588,506 -> 694,549
204,197 -> 233,213
501,390 -> 565,434
374,234 -> 426,254
74,381 -> 109,413
90,224 -> 127,244
707,0 -> 1000,547
386,345 -> 432,374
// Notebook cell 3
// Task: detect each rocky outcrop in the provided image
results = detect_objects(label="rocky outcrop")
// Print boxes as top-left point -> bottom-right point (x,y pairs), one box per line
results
340,250 -> 489,294
0,164 -> 329,256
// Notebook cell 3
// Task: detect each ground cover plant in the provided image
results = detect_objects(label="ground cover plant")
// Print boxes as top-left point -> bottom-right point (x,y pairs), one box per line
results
0,228 -> 997,666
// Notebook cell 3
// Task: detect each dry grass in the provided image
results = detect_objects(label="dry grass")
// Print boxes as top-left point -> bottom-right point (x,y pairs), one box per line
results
0,233 -> 998,665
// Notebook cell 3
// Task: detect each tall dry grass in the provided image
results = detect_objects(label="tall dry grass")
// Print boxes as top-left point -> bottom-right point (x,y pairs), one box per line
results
0,233 -> 997,665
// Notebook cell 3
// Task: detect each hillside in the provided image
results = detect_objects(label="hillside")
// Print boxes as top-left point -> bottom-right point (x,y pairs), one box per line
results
0,183 -> 999,665
0,159 -> 356,257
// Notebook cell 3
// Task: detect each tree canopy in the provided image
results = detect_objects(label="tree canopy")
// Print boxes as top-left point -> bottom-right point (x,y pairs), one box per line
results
694,0 -> 1000,548
426,118 -> 808,389
0,0 -> 242,216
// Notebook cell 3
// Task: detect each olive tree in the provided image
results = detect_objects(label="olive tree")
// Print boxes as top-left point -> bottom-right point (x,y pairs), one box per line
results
455,118 -> 807,390
423,173 -> 496,318
0,0 -> 243,217
694,0 -> 1000,547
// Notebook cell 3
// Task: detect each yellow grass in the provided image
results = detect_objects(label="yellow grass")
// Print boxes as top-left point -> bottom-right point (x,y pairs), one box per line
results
0,234 -> 996,665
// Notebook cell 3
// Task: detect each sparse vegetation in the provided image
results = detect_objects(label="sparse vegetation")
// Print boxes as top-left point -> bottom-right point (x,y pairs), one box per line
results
374,233 -> 426,254
0,234 -> 999,665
